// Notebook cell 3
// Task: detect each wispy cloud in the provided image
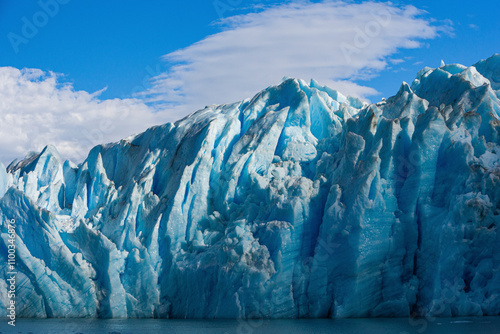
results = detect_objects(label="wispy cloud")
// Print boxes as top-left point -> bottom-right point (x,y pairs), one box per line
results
469,23 -> 479,30
389,59 -> 405,65
146,1 -> 448,118
0,67 -> 164,164
0,1 -> 450,164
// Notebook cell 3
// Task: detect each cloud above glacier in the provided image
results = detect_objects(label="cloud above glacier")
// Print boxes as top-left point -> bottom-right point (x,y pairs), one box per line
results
0,67 -> 163,164
0,1 -> 448,164
146,1 -> 446,116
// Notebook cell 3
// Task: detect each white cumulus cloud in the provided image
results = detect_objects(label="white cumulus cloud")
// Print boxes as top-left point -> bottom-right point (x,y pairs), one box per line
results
0,1 -> 449,164
0,67 -> 164,164
146,1 -> 447,117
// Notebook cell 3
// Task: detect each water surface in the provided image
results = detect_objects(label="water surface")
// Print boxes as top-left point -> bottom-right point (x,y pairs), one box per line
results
1,317 -> 499,334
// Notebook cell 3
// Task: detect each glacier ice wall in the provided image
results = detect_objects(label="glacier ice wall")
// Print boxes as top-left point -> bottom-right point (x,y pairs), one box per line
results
1,55 -> 500,318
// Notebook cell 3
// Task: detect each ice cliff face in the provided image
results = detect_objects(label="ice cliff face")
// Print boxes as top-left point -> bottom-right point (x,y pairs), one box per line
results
1,55 -> 500,319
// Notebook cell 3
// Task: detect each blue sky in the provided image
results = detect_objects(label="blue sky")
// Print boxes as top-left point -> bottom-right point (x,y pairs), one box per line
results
0,0 -> 498,162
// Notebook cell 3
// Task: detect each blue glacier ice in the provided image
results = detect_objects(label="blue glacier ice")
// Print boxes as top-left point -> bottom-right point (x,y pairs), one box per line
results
1,55 -> 500,318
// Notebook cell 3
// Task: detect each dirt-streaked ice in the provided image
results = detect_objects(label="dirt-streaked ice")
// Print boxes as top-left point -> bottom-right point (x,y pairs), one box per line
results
1,55 -> 500,318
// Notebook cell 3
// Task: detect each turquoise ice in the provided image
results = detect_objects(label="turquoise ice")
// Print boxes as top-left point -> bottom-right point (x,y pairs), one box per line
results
0,55 -> 499,318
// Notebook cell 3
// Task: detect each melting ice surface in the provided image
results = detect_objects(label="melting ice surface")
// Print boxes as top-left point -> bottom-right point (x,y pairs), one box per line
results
1,55 -> 500,319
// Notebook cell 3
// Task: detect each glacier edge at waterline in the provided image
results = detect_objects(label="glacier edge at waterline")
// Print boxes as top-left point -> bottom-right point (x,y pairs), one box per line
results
1,55 -> 500,318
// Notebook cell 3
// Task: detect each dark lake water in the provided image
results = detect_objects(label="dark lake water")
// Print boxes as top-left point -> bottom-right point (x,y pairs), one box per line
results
1,317 -> 499,334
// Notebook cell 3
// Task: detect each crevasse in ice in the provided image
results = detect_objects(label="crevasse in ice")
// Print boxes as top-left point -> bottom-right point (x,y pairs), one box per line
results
1,55 -> 500,318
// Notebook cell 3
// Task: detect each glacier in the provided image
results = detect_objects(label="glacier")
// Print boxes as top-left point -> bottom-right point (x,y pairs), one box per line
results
1,55 -> 500,319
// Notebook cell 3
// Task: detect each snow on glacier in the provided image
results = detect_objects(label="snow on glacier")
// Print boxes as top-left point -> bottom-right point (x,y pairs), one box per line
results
1,55 -> 500,318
